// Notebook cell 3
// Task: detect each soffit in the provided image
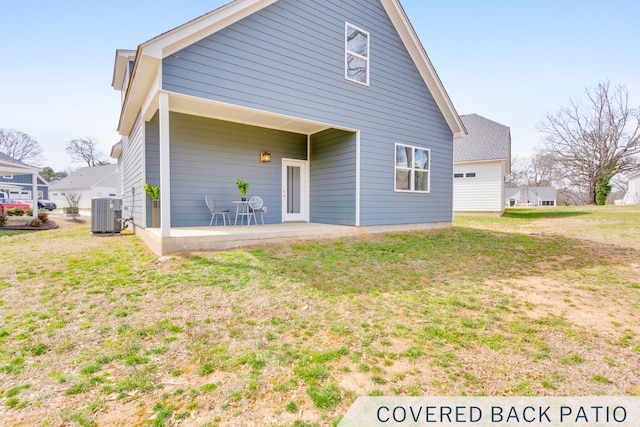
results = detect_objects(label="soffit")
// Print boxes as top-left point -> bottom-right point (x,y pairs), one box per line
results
168,92 -> 340,135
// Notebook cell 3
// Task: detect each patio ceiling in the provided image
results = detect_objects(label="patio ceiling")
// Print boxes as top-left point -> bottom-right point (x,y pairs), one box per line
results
162,91 -> 342,136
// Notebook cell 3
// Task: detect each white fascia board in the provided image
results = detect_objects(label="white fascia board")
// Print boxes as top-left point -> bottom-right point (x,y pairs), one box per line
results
141,70 -> 162,123
110,141 -> 123,159
112,49 -> 136,90
454,158 -> 507,166
142,0 -> 279,59
0,163 -> 39,175
118,0 -> 278,136
381,0 -> 466,139
0,183 -> 22,190
118,55 -> 161,135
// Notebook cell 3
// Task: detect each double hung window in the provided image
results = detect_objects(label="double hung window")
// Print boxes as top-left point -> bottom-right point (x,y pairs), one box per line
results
395,143 -> 430,192
345,23 -> 369,85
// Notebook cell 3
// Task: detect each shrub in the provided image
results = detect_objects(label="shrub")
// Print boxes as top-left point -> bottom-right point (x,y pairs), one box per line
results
27,219 -> 42,227
6,207 -> 26,216
0,213 -> 6,226
38,211 -> 49,223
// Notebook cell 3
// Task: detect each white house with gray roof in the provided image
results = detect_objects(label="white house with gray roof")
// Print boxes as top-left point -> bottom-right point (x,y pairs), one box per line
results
505,186 -> 556,207
50,165 -> 117,211
453,114 -> 511,214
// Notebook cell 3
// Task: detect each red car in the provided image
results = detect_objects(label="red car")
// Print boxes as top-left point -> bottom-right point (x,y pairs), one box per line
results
0,199 -> 31,214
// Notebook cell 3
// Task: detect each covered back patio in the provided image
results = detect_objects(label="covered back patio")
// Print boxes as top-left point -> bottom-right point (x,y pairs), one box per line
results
137,221 -> 450,255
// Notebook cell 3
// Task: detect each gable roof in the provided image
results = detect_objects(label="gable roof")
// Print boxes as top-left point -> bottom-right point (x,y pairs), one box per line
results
0,152 -> 40,175
50,165 -> 117,190
455,114 -> 511,164
115,0 -> 465,138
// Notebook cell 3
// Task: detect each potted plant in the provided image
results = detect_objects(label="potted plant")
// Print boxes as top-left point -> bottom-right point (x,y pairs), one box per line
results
144,183 -> 160,227
236,179 -> 250,201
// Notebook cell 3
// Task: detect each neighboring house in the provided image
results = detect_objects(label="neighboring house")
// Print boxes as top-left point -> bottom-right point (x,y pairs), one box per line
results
505,186 -> 557,207
0,152 -> 41,210
0,174 -> 51,201
453,114 -> 511,215
50,165 -> 118,210
111,0 -> 466,254
620,172 -> 640,205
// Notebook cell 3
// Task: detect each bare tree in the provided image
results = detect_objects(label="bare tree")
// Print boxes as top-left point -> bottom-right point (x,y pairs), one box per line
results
538,81 -> 640,204
64,191 -> 82,219
65,137 -> 107,167
505,156 -> 528,187
507,152 -> 558,187
0,128 -> 43,165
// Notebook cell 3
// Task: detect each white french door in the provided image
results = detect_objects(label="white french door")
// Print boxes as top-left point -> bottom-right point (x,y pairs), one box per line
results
281,158 -> 308,222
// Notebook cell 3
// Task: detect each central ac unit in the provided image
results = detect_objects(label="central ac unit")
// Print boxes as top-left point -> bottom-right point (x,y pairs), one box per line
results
91,198 -> 122,233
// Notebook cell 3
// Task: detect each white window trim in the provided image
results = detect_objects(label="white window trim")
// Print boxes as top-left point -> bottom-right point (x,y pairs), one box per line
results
454,172 -> 477,178
395,143 -> 430,193
345,22 -> 370,86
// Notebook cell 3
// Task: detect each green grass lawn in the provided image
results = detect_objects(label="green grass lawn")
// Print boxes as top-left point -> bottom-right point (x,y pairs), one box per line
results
1,206 -> 639,426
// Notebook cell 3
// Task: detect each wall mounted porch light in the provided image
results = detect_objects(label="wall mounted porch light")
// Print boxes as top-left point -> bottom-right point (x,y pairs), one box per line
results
260,151 -> 271,163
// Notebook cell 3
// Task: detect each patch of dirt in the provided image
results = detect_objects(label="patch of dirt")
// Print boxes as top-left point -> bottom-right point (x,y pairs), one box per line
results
501,274 -> 639,339
47,213 -> 89,229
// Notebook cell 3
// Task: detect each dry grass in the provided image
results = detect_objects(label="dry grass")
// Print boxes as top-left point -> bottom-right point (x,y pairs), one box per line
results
0,207 -> 639,427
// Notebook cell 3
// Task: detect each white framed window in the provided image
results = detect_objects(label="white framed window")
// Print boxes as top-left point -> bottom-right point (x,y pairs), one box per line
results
345,23 -> 369,86
395,143 -> 430,193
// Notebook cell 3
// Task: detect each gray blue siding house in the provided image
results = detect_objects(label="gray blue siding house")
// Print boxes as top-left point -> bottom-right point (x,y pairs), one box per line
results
0,152 -> 45,209
111,0 -> 465,254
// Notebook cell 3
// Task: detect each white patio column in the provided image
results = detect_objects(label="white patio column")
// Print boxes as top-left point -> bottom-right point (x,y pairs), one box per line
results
159,92 -> 171,238
31,171 -> 38,216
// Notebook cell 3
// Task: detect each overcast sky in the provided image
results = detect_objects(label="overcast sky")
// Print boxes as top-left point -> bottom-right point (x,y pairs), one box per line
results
1,0 -> 638,172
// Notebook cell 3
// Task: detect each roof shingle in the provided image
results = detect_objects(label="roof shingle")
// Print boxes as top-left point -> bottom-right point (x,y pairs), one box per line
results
454,114 -> 510,162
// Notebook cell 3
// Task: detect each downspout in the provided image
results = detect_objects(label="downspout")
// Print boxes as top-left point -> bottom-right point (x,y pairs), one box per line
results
355,130 -> 361,226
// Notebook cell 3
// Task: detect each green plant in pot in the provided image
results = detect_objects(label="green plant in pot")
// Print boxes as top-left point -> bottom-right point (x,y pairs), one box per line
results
144,183 -> 160,201
144,183 -> 160,227
236,179 -> 250,201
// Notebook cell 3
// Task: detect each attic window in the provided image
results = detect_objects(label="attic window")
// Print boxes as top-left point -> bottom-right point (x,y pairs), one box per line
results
345,23 -> 369,86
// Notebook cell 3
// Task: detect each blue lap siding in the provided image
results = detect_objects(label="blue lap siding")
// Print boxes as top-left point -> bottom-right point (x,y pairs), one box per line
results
159,0 -> 453,226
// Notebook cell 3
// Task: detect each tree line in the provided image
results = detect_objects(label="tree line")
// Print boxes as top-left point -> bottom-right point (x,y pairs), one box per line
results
0,131 -> 110,182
